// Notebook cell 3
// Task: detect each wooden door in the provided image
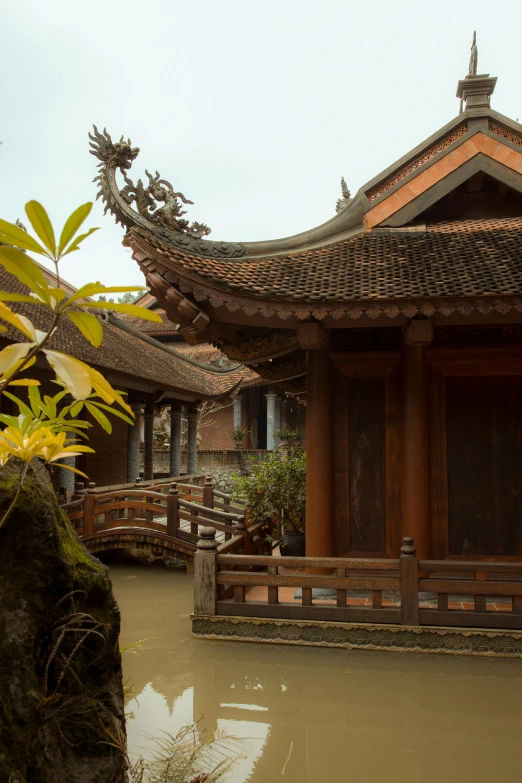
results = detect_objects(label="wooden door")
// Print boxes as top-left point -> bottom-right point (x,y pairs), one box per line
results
430,346 -> 522,559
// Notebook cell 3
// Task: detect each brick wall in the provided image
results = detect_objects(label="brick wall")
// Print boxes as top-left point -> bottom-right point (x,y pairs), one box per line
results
198,404 -> 235,450
85,407 -> 129,486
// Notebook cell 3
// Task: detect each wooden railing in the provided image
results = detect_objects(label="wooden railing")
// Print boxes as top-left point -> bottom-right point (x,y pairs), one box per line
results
193,532 -> 522,631
61,476 -> 263,554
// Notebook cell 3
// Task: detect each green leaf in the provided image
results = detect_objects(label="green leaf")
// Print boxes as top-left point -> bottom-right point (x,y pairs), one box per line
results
65,311 -> 103,348
25,201 -> 56,256
85,401 -> 112,433
70,401 -> 84,417
0,247 -> 50,300
60,227 -> 99,257
58,203 -> 93,256
67,283 -> 146,305
81,302 -> 162,321
0,219 -> 49,255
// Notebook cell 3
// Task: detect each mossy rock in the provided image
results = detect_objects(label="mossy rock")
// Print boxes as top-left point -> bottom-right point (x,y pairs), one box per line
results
0,460 -> 126,782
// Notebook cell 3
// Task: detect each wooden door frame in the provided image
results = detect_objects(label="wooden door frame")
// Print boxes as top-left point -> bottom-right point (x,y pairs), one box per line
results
428,345 -> 522,560
331,351 -> 401,558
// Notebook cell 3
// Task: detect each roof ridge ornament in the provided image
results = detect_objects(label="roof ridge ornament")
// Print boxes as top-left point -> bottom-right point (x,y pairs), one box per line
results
456,33 -> 497,114
88,126 -> 245,258
468,30 -> 478,77
335,176 -> 351,214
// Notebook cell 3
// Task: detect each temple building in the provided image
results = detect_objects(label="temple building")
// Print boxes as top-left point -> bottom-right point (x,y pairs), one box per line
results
124,293 -> 305,450
0,262 -> 245,491
92,41 -> 522,561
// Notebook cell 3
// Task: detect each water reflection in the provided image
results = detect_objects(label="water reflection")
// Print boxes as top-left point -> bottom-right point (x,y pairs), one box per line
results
111,565 -> 522,783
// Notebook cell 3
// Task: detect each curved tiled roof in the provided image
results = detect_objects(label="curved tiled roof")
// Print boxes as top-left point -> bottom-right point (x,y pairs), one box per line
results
131,218 -> 522,303
0,267 -> 243,399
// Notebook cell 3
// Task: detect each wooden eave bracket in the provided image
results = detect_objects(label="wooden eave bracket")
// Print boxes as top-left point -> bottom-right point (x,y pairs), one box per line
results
405,319 -> 434,347
298,321 -> 328,350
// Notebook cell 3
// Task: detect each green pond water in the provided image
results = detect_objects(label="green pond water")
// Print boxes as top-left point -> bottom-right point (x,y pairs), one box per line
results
110,564 -> 522,782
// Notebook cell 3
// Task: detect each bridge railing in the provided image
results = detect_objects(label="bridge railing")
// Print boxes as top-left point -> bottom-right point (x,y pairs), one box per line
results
193,532 -> 522,631
61,475 -> 253,552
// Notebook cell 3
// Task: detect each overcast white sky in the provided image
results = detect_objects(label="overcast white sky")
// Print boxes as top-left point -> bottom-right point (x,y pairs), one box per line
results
2,0 -> 521,290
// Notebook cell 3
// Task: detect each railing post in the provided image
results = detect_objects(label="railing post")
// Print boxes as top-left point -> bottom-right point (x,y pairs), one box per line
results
400,536 -> 419,626
203,475 -> 214,510
72,482 -> 85,502
167,482 -> 179,537
234,516 -> 248,554
83,482 -> 97,536
194,527 -> 218,616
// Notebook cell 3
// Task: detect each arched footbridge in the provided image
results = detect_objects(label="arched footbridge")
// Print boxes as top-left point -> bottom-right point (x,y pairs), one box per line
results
61,477 -> 264,565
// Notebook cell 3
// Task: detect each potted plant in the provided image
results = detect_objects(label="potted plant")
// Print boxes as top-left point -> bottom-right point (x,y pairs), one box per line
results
231,451 -> 306,556
228,427 -> 249,450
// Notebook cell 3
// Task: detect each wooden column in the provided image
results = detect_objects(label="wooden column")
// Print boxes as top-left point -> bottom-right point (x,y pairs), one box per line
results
127,402 -> 143,482
143,401 -> 154,481
169,401 -> 182,477
401,320 -> 433,560
187,405 -> 199,475
305,344 -> 334,558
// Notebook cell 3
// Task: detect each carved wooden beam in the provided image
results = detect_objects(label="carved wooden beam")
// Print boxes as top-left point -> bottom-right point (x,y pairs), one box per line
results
224,330 -> 300,364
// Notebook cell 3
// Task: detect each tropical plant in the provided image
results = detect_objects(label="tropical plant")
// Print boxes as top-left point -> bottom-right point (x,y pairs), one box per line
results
227,427 -> 249,443
274,428 -> 302,442
231,450 -> 306,536
0,201 -> 162,528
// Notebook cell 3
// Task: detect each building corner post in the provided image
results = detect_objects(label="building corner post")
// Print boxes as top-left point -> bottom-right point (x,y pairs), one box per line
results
305,343 -> 334,558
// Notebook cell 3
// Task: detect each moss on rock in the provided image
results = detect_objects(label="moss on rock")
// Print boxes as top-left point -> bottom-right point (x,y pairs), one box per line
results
0,460 -> 126,782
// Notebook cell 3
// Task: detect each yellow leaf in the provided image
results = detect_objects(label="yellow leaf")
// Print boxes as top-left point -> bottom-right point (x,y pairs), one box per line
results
0,218 -> 48,255
58,203 -> 93,256
0,303 -> 36,339
60,227 -> 99,257
85,367 -> 132,415
0,247 -> 50,300
25,201 -> 56,256
52,463 -> 89,478
0,343 -> 34,376
0,291 -> 40,303
8,378 -> 40,386
83,302 -> 162,321
43,350 -> 92,400
66,311 -> 103,348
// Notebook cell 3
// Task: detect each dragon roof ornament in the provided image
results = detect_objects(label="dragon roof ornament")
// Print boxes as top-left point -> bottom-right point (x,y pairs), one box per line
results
88,126 -> 245,258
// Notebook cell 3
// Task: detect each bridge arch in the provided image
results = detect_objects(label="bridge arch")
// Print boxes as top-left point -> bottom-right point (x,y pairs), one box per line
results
82,529 -> 195,567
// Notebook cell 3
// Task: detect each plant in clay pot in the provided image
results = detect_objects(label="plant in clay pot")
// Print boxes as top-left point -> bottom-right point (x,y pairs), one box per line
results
274,428 -> 303,449
228,427 -> 249,449
231,451 -> 306,555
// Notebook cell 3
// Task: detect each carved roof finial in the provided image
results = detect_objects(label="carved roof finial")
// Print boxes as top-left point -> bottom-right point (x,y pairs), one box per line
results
468,30 -> 478,77
335,176 -> 351,214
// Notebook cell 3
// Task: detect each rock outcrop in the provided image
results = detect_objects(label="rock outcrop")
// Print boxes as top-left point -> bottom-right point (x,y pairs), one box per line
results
0,460 -> 126,782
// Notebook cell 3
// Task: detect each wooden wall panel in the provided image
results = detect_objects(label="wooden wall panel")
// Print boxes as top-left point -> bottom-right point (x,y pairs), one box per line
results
446,376 -> 522,557
348,379 -> 386,552
333,368 -> 391,557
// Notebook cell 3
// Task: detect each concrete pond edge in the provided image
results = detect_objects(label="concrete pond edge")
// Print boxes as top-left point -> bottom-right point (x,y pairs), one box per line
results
191,615 -> 522,658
